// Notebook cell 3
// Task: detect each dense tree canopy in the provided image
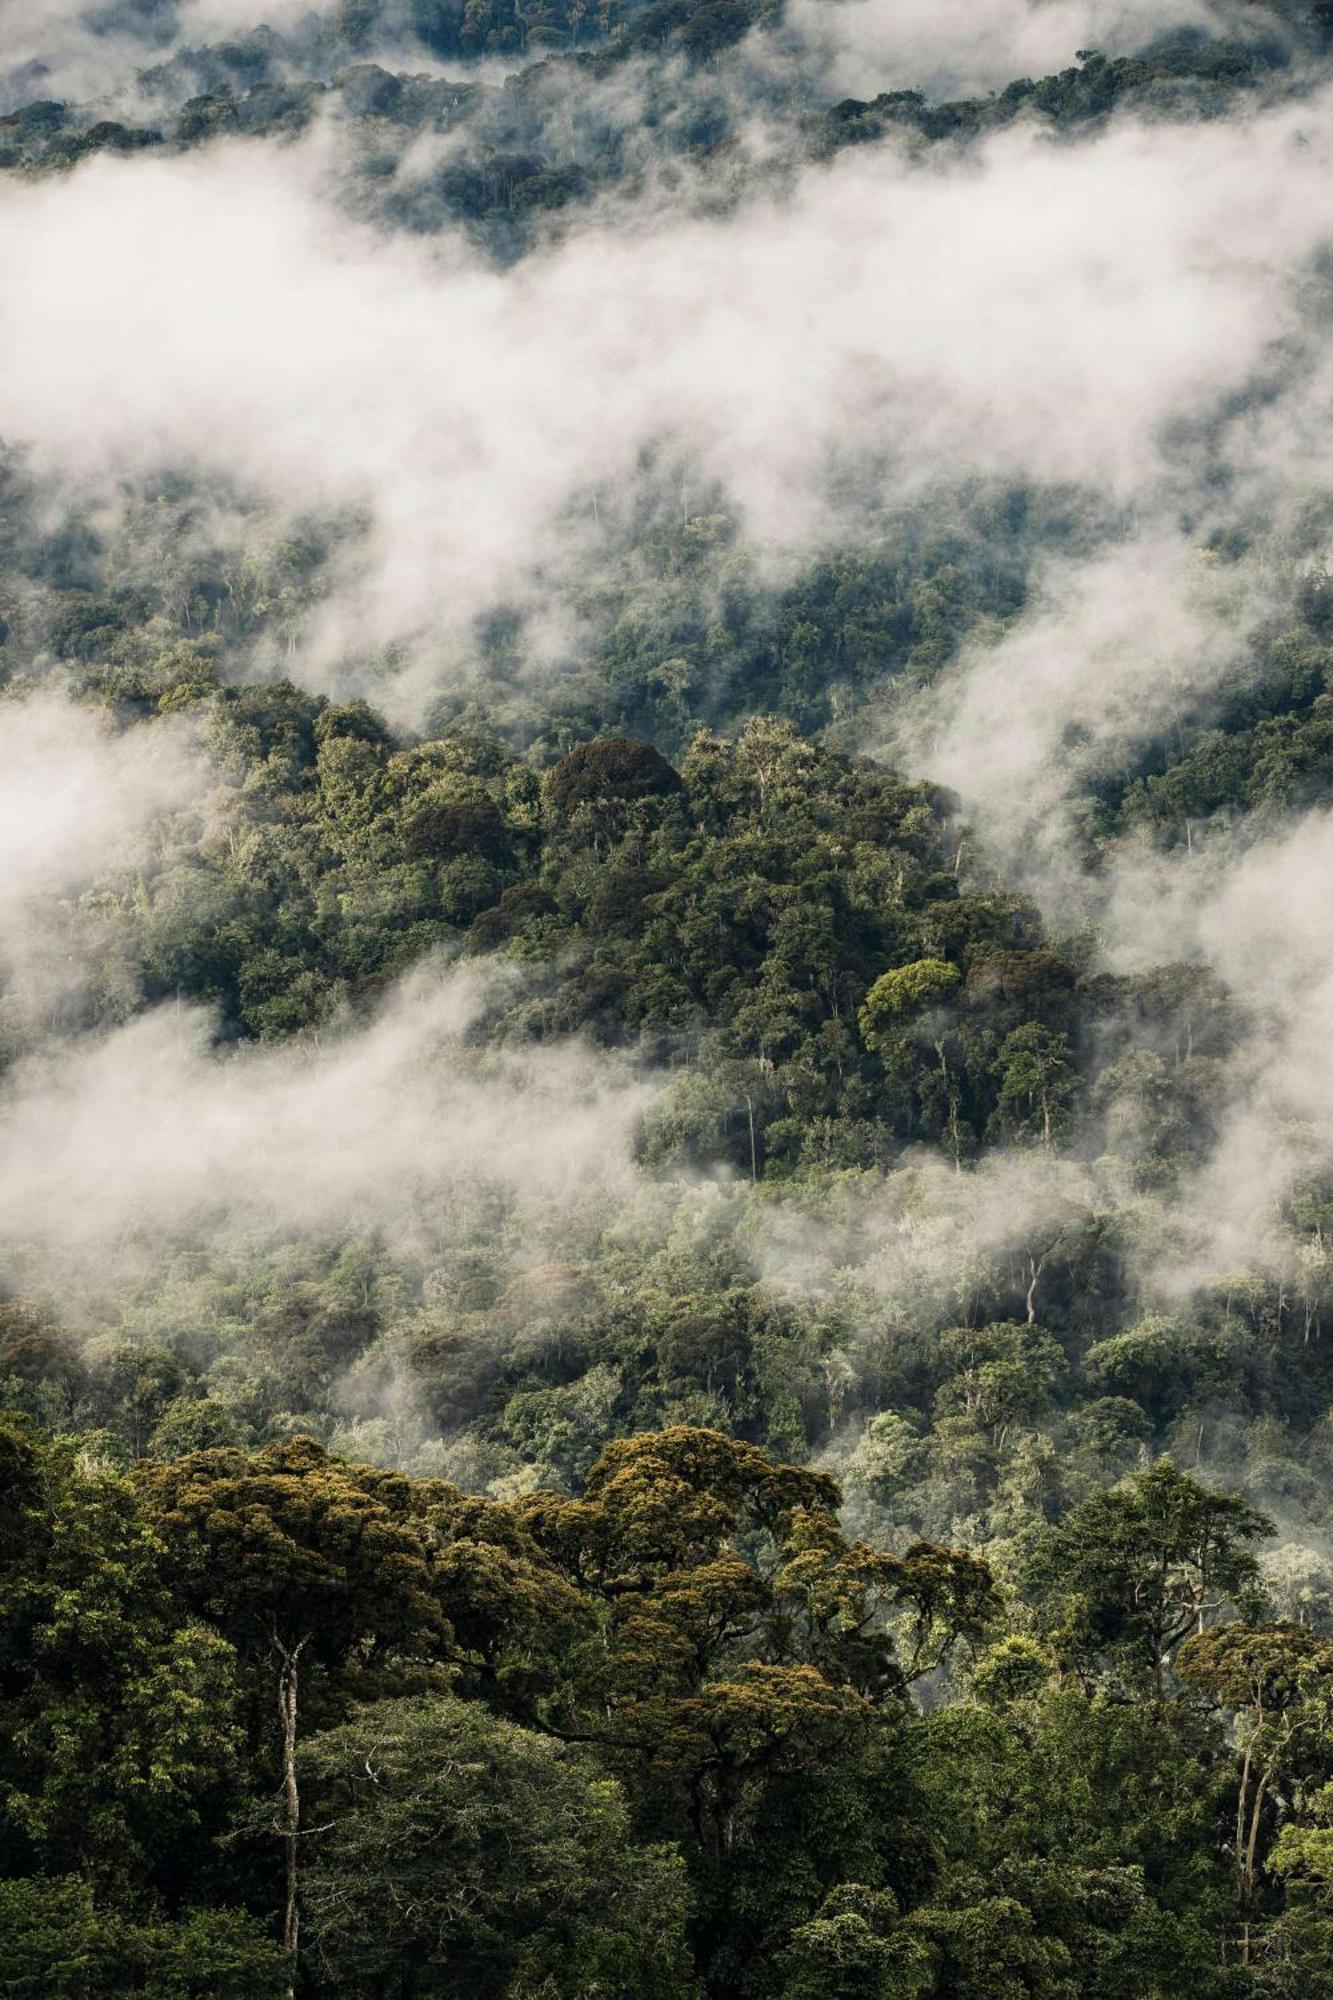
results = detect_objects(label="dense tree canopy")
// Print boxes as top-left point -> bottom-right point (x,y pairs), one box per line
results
9,1415 -> 1333,1993
8,0 -> 1333,1992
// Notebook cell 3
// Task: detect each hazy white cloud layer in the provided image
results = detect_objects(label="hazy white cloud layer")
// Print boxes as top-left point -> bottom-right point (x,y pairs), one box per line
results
1,87 -> 1331,693
2,0 -> 307,105
0,696 -> 199,920
757,1149 -> 1096,1330
2,0 -> 1276,113
0,694 -> 207,1006
0,961 -> 652,1267
0,698 -> 652,1300
785,0 -> 1253,103
1176,814 -> 1333,1270
899,534 -> 1264,916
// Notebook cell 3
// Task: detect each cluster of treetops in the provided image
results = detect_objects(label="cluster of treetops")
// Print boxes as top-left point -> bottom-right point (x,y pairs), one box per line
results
7,16 -> 1333,1977
0,627 -> 1242,1163
9,1411 -> 1333,1996
5,429 -> 1333,1536
0,581 -> 1303,1165
3,4 -> 1332,260
7,480 -> 1333,1985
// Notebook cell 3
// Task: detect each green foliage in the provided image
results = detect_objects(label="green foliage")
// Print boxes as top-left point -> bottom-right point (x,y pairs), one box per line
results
9,1415 -> 1333,1989
1027,1461 -> 1272,1698
0,1421 -> 242,1895
9,12 -> 1333,1993
300,1694 -> 696,1999
860,959 -> 961,1039
0,1878 -> 287,1999
777,1885 -> 931,2000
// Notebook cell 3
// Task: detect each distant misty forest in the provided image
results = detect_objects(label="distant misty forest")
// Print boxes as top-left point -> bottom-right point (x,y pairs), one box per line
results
7,1 -> 1333,1994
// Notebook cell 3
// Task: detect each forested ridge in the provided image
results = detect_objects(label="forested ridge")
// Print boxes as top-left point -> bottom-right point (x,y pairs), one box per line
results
9,0 -> 1333,1993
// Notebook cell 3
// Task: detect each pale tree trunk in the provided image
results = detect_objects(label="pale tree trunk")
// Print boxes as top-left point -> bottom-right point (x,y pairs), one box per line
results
935,1042 -> 962,1172
1243,1769 -> 1272,1908
1234,1731 -> 1255,1906
1025,1252 -> 1043,1325
273,1631 -> 309,1992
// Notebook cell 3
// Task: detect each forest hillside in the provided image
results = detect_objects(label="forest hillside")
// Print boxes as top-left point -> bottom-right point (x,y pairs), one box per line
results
7,0 -> 1333,1993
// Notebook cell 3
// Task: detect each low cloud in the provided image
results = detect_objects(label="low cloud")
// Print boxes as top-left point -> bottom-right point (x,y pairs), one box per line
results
892,532 -> 1262,924
2,87 -> 1330,706
0,692 -> 208,1011
0,959 -> 654,1278
783,0 -> 1256,105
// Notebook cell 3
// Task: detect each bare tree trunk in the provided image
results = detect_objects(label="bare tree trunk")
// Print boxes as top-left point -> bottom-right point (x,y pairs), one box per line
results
1243,1769 -> 1272,1909
1234,1734 -> 1254,1903
1025,1252 -> 1044,1326
274,1632 -> 308,1991
935,1043 -> 962,1172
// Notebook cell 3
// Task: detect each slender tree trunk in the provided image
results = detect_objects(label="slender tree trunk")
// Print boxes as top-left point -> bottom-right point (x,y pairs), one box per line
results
1025,1251 -> 1044,1326
1234,1734 -> 1254,1903
274,1632 -> 308,1991
935,1043 -> 961,1171
1152,1589 -> 1167,1702
1243,1768 -> 1273,1907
